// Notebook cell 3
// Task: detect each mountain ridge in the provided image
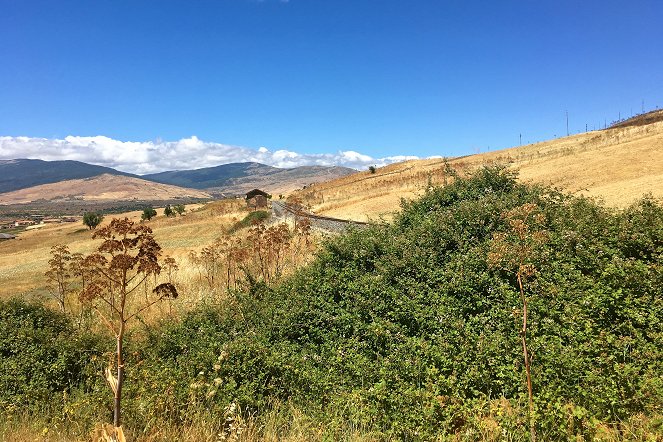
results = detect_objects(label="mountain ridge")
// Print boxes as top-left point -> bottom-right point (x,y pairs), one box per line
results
0,173 -> 213,205
0,159 -> 356,202
143,162 -> 355,195
0,159 -> 136,193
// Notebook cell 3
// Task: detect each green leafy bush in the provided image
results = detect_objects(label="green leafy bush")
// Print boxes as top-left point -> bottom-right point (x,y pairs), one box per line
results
0,299 -> 105,413
4,168 -> 662,440
228,210 -> 270,233
130,167 -> 662,439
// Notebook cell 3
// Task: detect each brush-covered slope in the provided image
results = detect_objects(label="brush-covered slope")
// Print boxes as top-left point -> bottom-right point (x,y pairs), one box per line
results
143,162 -> 355,195
8,169 -> 659,439
144,169 -> 662,438
0,159 -> 136,193
0,174 -> 211,205
296,112 -> 663,221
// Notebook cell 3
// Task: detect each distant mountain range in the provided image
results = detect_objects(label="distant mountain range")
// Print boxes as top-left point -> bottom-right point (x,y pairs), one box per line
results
0,159 -> 355,204
0,174 -> 212,205
144,162 -> 356,195
0,159 -> 135,194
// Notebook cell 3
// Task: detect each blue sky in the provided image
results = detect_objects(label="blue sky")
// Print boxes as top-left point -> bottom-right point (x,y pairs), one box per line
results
1,0 -> 662,172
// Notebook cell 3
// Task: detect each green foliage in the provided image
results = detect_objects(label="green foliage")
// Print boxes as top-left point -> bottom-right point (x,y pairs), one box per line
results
164,204 -> 175,217
4,167 -> 663,439
141,206 -> 157,221
228,210 -> 270,233
128,167 -> 662,438
173,204 -> 186,215
368,165 -> 377,174
0,299 -> 104,413
82,212 -> 103,230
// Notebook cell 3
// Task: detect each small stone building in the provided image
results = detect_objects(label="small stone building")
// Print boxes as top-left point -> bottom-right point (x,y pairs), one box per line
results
245,189 -> 270,210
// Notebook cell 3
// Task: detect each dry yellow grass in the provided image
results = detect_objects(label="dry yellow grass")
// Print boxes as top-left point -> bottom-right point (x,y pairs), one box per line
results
295,114 -> 663,221
3,114 -> 662,297
0,201 -> 246,299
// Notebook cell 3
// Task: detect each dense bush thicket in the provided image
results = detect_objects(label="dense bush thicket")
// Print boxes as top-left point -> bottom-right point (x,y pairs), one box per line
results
1,168 -> 661,439
0,300 -> 105,413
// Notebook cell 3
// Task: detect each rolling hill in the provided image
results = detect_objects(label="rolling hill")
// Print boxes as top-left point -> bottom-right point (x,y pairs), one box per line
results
143,162 -> 355,195
0,159 -> 355,202
0,159 -> 135,193
294,109 -> 663,221
0,174 -> 212,205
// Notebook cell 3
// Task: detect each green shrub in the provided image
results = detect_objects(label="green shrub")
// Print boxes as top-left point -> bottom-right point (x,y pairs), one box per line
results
0,299 -> 105,413
5,168 -> 663,440
121,168 -> 663,439
228,210 -> 270,233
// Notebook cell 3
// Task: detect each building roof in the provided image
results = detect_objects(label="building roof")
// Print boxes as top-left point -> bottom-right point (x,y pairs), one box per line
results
245,189 -> 269,199
0,233 -> 16,239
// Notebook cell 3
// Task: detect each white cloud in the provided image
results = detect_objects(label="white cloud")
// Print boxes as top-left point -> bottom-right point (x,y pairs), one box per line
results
0,135 -> 418,175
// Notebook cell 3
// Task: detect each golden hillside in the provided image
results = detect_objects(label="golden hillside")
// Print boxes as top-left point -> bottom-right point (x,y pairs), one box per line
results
295,111 -> 663,221
0,200 -> 240,297
0,173 -> 212,205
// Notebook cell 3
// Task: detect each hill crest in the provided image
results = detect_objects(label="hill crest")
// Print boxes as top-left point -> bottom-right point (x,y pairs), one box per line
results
293,117 -> 663,221
0,174 -> 212,205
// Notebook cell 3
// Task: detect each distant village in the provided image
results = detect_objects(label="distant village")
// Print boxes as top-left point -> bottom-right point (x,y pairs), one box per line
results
0,215 -> 80,239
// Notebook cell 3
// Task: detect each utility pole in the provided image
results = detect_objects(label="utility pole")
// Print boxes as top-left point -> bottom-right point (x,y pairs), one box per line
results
520,133 -> 522,145
566,111 -> 569,136
642,100 -> 645,113
586,123 -> 588,132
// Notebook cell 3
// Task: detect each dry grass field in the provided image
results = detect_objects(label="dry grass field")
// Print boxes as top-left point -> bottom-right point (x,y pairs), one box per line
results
295,111 -> 663,221
0,200 -> 244,300
2,111 -> 662,298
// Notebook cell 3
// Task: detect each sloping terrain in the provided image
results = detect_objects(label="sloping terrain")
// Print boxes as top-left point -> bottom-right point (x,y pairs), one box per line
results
211,164 -> 356,196
0,174 -> 211,205
142,162 -> 279,189
0,158 -> 356,200
0,159 -> 135,193
295,115 -> 663,221
144,162 -> 355,195
0,199 -> 242,296
609,108 -> 663,129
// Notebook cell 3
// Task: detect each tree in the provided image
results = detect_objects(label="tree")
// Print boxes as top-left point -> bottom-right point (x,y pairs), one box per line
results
488,203 -> 548,442
173,204 -> 186,216
45,244 -> 72,312
78,218 -> 178,433
141,207 -> 157,221
83,212 -> 104,230
164,204 -> 175,217
368,165 -> 377,174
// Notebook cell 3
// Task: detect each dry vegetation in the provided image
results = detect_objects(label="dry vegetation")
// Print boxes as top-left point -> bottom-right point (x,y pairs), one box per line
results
0,200 -> 241,300
0,198 -> 321,325
1,167 -> 661,441
294,113 -> 663,221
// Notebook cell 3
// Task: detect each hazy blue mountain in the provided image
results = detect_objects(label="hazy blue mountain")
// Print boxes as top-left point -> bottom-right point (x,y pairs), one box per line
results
0,159 -> 356,197
142,162 -> 281,189
0,159 -> 136,193
143,162 -> 356,194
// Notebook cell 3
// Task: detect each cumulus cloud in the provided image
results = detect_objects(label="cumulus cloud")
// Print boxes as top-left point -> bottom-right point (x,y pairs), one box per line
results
0,135 -> 417,175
